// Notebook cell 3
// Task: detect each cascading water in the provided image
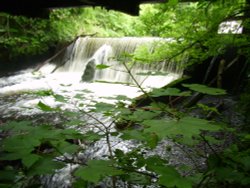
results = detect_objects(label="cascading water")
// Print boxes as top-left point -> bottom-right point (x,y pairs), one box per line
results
0,37 -> 192,188
39,37 -> 182,88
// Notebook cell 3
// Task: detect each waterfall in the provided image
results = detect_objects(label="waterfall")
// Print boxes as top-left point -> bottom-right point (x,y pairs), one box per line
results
39,37 -> 184,88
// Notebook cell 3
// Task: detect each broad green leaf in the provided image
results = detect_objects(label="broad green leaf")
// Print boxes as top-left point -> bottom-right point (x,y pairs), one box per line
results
37,101 -> 55,111
3,135 -> 41,154
74,93 -> 84,99
143,117 -> 221,145
93,102 -> 114,112
145,157 -> 192,188
0,121 -> 33,131
33,90 -> 53,96
28,157 -> 64,176
115,95 -> 130,101
53,94 -> 67,102
182,84 -> 226,95
158,168 -> 192,188
60,129 -> 83,139
50,140 -> 79,154
72,179 -> 88,188
96,64 -> 110,69
145,156 -> 167,169
150,87 -> 191,97
74,160 -> 124,183
146,132 -> 159,149
150,102 -> 168,109
121,129 -> 146,141
197,103 -> 220,114
121,130 -> 159,149
0,152 -> 26,160
168,0 -> 179,6
125,172 -> 150,185
22,154 -> 41,168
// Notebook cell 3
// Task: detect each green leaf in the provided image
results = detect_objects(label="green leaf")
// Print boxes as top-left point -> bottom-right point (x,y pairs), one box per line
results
50,141 -> 79,154
125,172 -> 150,185
74,160 -> 124,183
146,132 -> 159,149
121,130 -> 159,149
121,129 -> 146,141
93,102 -> 114,112
3,135 -> 41,154
53,94 -> 67,102
143,117 -> 221,145
0,153 -> 26,160
74,93 -> 84,99
33,90 -> 53,96
145,157 -> 192,188
96,64 -> 110,69
150,87 -> 191,97
22,154 -> 41,168
115,95 -> 130,101
145,156 -> 167,169
182,84 -> 226,95
72,179 -> 88,188
37,101 -> 55,111
128,110 -> 160,122
60,129 -> 83,139
28,157 -> 64,175
168,0 -> 179,6
158,167 -> 192,188
1,121 -> 33,131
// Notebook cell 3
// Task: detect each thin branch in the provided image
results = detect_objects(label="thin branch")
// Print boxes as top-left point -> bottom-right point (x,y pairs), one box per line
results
122,61 -> 177,118
199,134 -> 221,160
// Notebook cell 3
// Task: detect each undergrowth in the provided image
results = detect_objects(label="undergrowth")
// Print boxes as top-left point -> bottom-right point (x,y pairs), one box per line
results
0,61 -> 249,188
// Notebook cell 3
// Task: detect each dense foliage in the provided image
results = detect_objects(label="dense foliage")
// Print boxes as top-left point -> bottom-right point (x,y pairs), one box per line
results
134,0 -> 249,66
0,13 -> 53,59
0,7 -> 137,60
0,0 -> 250,187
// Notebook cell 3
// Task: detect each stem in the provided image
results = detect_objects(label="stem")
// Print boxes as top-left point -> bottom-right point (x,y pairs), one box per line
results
199,134 -> 221,160
122,61 -> 177,118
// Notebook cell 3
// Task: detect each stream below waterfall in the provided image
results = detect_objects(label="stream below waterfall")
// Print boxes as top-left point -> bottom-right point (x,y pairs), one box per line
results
0,37 -> 202,188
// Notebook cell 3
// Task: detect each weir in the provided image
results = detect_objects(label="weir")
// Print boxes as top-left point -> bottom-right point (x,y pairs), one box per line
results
39,37 -> 183,88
